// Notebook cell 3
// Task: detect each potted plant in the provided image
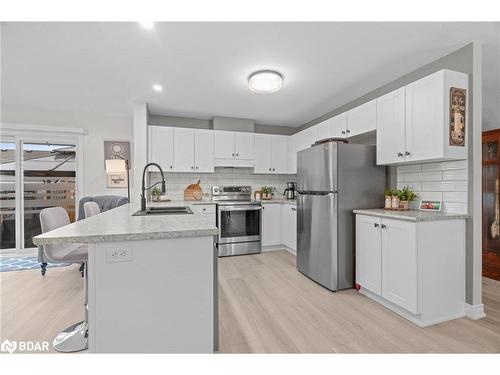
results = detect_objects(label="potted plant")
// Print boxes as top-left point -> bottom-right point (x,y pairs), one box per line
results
261,186 -> 273,200
151,186 -> 162,202
384,189 -> 393,209
398,186 -> 417,210
391,189 -> 400,209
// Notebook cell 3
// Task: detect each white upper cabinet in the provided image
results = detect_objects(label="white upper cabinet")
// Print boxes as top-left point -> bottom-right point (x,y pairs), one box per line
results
254,134 -> 272,173
194,129 -> 214,173
148,126 -> 174,172
330,113 -> 347,138
254,134 -> 288,174
173,128 -> 195,172
234,132 -> 255,160
346,99 -> 377,137
214,130 -> 255,166
377,69 -> 468,165
287,127 -> 313,174
313,119 -> 332,142
214,130 -> 235,159
376,88 -> 406,165
271,135 -> 288,173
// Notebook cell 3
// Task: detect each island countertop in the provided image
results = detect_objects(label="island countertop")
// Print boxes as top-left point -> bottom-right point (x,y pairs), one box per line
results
32,204 -> 219,246
353,208 -> 468,222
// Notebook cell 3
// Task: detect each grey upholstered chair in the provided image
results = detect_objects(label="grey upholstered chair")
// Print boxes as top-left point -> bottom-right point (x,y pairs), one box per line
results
39,207 -> 88,352
38,195 -> 128,276
83,201 -> 100,218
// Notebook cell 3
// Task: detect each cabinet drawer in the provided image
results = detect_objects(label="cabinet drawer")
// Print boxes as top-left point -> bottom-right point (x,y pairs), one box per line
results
190,204 -> 216,215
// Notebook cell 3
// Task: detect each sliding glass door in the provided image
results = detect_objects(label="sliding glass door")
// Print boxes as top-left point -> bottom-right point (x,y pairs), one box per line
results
0,132 -> 80,255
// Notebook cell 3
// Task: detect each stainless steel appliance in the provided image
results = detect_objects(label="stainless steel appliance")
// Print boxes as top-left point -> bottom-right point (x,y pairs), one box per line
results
284,181 -> 297,200
296,140 -> 385,291
213,186 -> 262,257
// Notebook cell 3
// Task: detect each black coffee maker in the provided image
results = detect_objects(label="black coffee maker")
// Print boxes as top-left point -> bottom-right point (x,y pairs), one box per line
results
284,182 -> 297,200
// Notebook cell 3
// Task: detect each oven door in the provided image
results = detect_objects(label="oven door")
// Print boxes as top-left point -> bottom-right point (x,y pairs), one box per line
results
217,205 -> 261,244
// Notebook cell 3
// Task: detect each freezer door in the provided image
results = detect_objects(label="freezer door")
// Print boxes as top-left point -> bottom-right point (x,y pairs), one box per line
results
297,192 -> 338,291
297,142 -> 337,193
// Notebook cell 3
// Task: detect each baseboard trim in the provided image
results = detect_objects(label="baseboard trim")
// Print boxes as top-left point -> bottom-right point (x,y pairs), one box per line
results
465,303 -> 486,320
261,245 -> 296,256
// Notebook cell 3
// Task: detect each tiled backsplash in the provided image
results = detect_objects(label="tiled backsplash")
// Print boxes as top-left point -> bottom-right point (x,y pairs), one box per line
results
396,160 -> 468,214
149,167 -> 296,201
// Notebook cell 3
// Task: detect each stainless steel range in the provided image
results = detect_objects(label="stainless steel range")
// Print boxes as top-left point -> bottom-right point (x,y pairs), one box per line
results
213,186 -> 262,257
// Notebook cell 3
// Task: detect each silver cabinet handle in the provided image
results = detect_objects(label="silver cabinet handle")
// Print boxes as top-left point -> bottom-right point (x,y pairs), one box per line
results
405,151 -> 411,156
397,152 -> 403,157
374,223 -> 379,228
291,207 -> 296,211
341,130 -> 346,135
346,129 -> 351,134
272,168 -> 275,172
190,166 -> 194,169
195,166 -> 199,169
170,165 -> 173,169
381,224 -> 387,229
269,168 -> 272,171
232,153 -> 235,157
236,153 -> 239,157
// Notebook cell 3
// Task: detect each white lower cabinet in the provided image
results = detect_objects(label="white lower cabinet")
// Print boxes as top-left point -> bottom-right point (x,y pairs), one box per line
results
355,214 -> 465,327
280,204 -> 297,251
262,204 -> 281,246
355,215 -> 382,296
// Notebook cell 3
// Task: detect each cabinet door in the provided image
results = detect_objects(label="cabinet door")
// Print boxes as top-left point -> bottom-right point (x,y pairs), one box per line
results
313,119 -> 332,143
405,72 -> 444,162
194,129 -> 214,173
234,132 -> 255,160
376,88 -> 406,165
330,113 -> 347,138
355,215 -> 382,295
262,204 -> 281,246
280,204 -> 292,248
346,99 -> 376,137
271,135 -> 288,173
381,218 -> 418,313
214,130 -> 235,159
295,127 -> 314,152
290,205 -> 297,251
173,128 -> 195,172
254,134 -> 272,173
287,134 -> 298,174
148,126 -> 174,172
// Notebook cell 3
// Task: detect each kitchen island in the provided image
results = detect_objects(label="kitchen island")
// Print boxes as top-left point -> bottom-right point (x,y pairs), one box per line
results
33,204 -> 219,353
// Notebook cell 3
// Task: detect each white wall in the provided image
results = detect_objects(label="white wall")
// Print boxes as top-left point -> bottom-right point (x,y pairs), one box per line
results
1,105 -> 133,197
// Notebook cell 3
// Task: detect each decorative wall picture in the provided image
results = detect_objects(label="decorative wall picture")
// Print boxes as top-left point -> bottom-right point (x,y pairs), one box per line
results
107,173 -> 128,188
449,87 -> 466,147
104,141 -> 130,168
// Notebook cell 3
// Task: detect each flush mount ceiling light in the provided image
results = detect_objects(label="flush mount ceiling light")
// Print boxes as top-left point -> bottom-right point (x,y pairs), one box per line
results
152,84 -> 163,92
139,21 -> 154,30
248,70 -> 283,94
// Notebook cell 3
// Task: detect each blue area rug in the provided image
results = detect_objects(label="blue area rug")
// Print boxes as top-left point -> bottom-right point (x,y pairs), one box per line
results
0,256 -> 71,272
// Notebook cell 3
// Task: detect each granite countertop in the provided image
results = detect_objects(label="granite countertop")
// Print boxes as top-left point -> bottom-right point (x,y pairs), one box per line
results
353,208 -> 468,222
32,204 -> 219,246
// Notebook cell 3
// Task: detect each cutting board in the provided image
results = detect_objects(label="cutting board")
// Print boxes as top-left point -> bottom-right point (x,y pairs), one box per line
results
184,180 -> 203,201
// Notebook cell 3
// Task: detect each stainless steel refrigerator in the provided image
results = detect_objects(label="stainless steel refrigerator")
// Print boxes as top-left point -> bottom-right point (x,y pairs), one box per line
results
296,140 -> 385,291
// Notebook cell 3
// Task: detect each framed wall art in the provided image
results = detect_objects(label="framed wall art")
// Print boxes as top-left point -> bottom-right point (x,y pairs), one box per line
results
449,87 -> 466,147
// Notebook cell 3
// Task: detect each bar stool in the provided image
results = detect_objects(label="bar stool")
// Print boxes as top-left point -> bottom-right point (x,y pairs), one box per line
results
83,201 -> 100,218
39,207 -> 88,352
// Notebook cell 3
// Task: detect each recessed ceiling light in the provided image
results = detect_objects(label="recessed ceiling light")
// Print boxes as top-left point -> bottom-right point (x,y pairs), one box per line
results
152,84 -> 163,92
139,21 -> 154,30
248,70 -> 283,94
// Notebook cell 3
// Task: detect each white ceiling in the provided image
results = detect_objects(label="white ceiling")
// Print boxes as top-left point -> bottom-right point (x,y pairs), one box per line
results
1,22 -> 499,127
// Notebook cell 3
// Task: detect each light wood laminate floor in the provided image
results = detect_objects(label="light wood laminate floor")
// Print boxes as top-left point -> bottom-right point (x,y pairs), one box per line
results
1,250 -> 500,353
